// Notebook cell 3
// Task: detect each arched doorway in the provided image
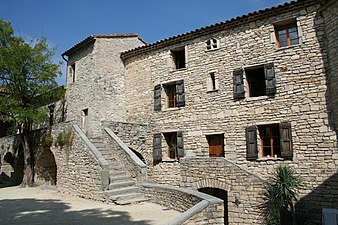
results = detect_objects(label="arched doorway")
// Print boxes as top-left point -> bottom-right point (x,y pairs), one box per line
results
35,149 -> 57,185
198,187 -> 229,225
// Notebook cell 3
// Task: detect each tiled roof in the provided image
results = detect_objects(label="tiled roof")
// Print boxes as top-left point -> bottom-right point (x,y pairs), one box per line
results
62,34 -> 147,57
120,0 -> 320,60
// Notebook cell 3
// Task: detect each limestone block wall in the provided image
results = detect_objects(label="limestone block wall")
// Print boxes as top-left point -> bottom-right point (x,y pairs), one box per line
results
122,1 -> 338,224
65,37 -> 144,137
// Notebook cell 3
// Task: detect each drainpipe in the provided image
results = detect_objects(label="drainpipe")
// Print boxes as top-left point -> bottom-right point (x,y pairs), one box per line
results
61,53 -> 68,63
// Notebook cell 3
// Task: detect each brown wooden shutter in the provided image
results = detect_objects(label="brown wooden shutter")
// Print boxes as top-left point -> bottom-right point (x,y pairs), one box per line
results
154,84 -> 162,111
233,68 -> 245,99
176,80 -> 185,107
153,133 -> 162,163
280,122 -> 293,160
264,63 -> 276,96
177,131 -> 184,159
246,126 -> 258,160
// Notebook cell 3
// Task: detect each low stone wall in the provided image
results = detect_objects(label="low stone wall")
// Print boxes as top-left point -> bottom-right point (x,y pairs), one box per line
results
141,182 -> 224,225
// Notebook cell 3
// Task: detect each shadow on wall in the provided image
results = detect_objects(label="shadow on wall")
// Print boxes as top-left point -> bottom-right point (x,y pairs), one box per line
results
0,198 -> 153,225
295,172 -> 338,225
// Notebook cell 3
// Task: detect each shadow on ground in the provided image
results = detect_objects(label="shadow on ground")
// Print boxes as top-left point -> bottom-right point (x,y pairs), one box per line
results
0,197 -> 153,225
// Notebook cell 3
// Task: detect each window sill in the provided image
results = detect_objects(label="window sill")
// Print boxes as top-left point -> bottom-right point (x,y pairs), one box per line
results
162,107 -> 182,112
162,159 -> 179,163
171,68 -> 187,73
244,95 -> 271,102
207,89 -> 219,93
275,43 -> 301,51
205,47 -> 221,52
256,157 -> 284,162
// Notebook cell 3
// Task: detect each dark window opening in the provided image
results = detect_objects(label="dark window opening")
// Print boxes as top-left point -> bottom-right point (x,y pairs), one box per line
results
210,73 -> 216,90
164,132 -> 177,160
258,124 -> 281,158
172,48 -> 186,70
70,63 -> 75,82
246,67 -> 266,97
164,83 -> 177,108
48,104 -> 55,126
198,188 -> 228,225
206,38 -> 218,50
207,134 -> 224,157
163,80 -> 185,108
275,20 -> 299,48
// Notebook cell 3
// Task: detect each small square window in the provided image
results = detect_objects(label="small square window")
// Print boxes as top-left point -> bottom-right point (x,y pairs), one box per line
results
206,38 -> 219,50
207,134 -> 224,157
171,48 -> 186,70
274,19 -> 299,48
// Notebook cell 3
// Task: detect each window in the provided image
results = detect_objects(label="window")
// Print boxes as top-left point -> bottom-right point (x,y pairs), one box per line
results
160,80 -> 185,109
258,124 -> 280,158
69,63 -> 76,82
171,48 -> 186,70
233,63 -> 276,99
80,108 -> 88,134
206,38 -> 219,50
207,134 -> 224,157
153,132 -> 184,163
48,104 -> 55,126
274,19 -> 299,48
245,122 -> 293,160
207,72 -> 218,92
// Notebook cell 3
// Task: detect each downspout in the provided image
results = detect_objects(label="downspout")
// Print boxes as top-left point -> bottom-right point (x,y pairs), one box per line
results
61,53 -> 68,63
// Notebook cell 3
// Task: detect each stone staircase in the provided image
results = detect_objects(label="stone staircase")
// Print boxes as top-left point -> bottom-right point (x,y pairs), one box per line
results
90,137 -> 147,205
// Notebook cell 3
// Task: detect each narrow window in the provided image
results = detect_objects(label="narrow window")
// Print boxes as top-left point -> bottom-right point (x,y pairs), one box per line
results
164,132 -> 178,160
258,124 -> 281,158
207,134 -> 224,157
171,48 -> 186,70
207,72 -> 218,92
274,19 -> 299,48
48,104 -> 55,126
163,80 -> 185,108
69,63 -> 76,83
80,108 -> 88,133
206,38 -> 219,50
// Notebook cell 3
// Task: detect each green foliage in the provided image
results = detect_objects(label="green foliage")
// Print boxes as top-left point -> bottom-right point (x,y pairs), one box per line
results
55,129 -> 73,150
0,19 -> 62,131
262,166 -> 303,225
41,133 -> 53,149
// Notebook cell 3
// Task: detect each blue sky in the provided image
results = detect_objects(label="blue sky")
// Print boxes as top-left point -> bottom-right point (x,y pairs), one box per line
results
1,0 -> 290,85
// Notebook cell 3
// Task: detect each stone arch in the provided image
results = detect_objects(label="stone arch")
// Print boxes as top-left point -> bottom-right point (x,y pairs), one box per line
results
195,178 -> 228,191
35,149 -> 57,185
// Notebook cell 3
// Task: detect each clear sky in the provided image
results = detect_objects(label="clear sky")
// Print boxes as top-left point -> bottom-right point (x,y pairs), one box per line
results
1,0 -> 290,85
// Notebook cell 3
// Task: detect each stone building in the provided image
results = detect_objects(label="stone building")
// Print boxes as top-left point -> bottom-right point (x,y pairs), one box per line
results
1,0 -> 337,224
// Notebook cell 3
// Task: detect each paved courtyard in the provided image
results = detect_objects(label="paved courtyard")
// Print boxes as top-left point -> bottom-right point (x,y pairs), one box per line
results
0,186 -> 180,225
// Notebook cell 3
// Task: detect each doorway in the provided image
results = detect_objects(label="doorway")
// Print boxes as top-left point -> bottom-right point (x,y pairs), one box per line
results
198,187 -> 229,225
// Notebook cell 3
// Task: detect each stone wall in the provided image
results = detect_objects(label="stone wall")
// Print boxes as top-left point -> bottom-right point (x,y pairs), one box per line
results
65,37 -> 144,137
122,1 -> 338,224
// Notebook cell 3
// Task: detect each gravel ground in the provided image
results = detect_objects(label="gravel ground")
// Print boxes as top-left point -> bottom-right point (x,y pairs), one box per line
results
0,186 -> 180,225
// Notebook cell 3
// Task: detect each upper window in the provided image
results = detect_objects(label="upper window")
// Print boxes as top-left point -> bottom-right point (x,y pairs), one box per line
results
233,63 -> 276,99
274,19 -> 299,48
246,122 -> 293,160
207,134 -> 224,157
68,63 -> 76,83
206,38 -> 219,50
154,80 -> 185,111
207,72 -> 219,92
171,48 -> 186,70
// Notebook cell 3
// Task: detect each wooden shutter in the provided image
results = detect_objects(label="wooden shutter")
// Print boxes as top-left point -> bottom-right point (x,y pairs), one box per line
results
153,133 -> 162,163
264,63 -> 276,96
280,122 -> 293,160
246,126 -> 258,160
233,68 -> 245,99
154,84 -> 162,111
177,131 -> 184,159
176,80 -> 185,107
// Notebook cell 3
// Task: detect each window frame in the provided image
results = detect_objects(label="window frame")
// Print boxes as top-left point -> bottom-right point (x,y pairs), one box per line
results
207,134 -> 225,158
258,124 -> 281,158
274,19 -> 299,48
206,38 -> 219,51
68,63 -> 76,83
162,80 -> 185,109
171,47 -> 186,70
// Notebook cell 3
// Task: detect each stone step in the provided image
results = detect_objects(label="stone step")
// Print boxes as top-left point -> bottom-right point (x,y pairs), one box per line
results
108,180 -> 135,190
111,193 -> 147,205
110,175 -> 131,182
105,186 -> 141,196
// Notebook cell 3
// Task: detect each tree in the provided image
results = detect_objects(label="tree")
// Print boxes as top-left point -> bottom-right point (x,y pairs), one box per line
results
261,166 -> 303,225
0,19 -> 62,187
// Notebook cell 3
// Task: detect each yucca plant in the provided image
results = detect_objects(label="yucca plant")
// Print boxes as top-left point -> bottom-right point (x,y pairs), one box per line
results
262,166 -> 302,225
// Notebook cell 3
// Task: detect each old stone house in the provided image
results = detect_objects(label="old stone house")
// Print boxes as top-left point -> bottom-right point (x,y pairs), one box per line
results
1,0 -> 337,224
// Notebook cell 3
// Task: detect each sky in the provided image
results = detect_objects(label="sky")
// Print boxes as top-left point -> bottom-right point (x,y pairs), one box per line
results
1,0 -> 291,85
